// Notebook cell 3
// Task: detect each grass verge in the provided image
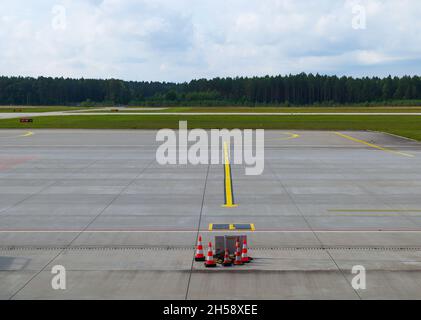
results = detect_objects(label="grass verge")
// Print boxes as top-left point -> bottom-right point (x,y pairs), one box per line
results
87,106 -> 421,113
0,107 -> 94,113
1,114 -> 421,141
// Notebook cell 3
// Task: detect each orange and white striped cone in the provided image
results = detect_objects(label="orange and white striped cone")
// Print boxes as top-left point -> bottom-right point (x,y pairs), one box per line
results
233,238 -> 243,265
195,235 -> 205,261
241,239 -> 251,263
204,242 -> 217,268
222,248 -> 232,267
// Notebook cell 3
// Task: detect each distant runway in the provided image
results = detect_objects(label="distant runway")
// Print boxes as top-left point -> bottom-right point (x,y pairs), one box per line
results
1,129 -> 421,299
2,111 -> 421,120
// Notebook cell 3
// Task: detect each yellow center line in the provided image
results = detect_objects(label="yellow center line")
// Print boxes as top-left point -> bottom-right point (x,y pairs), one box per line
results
222,142 -> 238,208
208,224 -> 255,231
21,131 -> 34,137
0,131 -> 34,139
267,132 -> 300,141
334,132 -> 414,157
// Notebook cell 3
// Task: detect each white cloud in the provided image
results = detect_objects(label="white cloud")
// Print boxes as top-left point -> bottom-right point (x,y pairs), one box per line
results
0,0 -> 420,81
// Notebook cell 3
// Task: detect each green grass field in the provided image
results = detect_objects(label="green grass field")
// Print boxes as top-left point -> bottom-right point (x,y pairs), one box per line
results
1,114 -> 421,141
5,105 -> 421,114
86,106 -> 421,113
0,106 -> 93,113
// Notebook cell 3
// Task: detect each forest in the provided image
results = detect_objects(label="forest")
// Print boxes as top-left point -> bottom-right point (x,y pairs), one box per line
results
0,73 -> 420,106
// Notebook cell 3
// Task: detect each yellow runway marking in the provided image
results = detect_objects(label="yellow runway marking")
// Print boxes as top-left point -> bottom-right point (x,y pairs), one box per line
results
208,224 -> 255,231
266,132 -> 300,141
21,131 -> 34,137
222,142 -> 238,208
0,131 -> 34,139
334,132 -> 414,157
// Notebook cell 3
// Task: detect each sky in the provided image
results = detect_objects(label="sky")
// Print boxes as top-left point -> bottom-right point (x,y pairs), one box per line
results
0,0 -> 420,82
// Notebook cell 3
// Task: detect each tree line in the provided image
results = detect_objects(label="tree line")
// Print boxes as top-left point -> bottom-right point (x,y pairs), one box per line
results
0,73 -> 420,106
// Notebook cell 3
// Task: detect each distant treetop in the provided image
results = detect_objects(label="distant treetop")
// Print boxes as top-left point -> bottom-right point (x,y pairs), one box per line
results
0,74 -> 420,106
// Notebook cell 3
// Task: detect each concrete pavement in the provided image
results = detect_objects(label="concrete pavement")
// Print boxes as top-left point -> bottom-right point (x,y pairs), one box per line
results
1,129 -> 421,299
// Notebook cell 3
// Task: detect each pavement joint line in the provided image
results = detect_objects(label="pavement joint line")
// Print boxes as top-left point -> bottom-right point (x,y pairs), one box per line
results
61,158 -> 156,242
0,156 -> 103,217
318,148 -> 392,296
185,163 -> 210,301
325,249 -> 362,300
7,154 -> 140,300
269,159 -> 396,300
334,132 -> 415,157
267,161 -> 325,248
268,158 -> 361,298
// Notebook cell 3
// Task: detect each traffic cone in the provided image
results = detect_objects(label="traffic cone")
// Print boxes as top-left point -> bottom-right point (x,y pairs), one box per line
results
195,235 -> 205,261
222,249 -> 232,267
233,238 -> 243,265
241,239 -> 251,263
204,242 -> 217,268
